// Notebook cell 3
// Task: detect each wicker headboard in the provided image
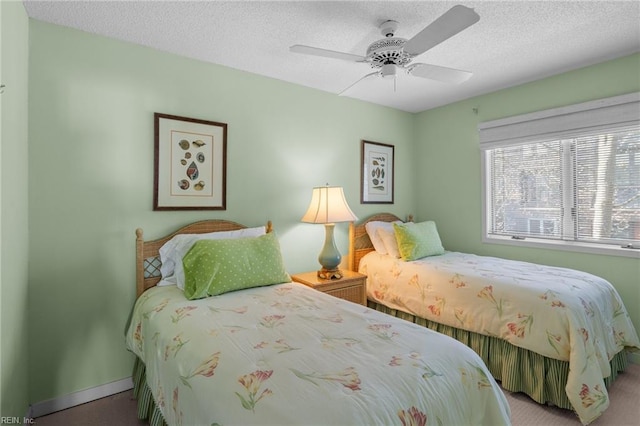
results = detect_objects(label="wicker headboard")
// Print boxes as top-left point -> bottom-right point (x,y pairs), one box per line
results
348,213 -> 411,272
135,220 -> 272,297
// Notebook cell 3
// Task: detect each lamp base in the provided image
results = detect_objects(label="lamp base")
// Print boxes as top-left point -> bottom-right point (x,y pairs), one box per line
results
317,268 -> 343,280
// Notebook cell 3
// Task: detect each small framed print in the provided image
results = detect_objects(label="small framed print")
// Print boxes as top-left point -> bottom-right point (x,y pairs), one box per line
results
154,113 -> 227,210
361,140 -> 394,204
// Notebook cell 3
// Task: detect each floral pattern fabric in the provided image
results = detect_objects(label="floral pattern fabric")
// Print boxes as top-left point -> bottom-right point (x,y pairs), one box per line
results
125,283 -> 511,426
360,251 -> 640,425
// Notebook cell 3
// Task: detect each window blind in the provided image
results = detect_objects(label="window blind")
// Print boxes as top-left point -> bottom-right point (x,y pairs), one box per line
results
479,92 -> 640,149
573,127 -> 640,244
480,93 -> 640,246
488,140 -> 564,239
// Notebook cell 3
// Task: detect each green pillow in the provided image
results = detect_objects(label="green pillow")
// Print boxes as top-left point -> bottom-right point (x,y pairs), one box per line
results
182,232 -> 290,300
393,221 -> 445,261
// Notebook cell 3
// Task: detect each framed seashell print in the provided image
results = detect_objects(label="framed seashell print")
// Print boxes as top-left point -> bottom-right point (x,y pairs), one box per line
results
361,140 -> 394,204
154,113 -> 227,210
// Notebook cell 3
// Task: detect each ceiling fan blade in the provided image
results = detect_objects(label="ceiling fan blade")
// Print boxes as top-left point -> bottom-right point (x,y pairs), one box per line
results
407,63 -> 472,84
338,72 -> 379,96
290,45 -> 366,62
403,5 -> 480,56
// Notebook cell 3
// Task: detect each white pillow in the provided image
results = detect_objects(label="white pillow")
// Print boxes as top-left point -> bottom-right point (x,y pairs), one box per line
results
159,226 -> 266,288
365,221 -> 402,254
377,227 -> 401,258
156,279 -> 178,287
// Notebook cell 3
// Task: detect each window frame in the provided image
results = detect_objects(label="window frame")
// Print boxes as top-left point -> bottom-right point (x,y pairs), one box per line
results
479,93 -> 640,259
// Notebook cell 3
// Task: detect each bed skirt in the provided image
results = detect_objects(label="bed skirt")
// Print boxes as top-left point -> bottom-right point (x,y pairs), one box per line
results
132,357 -> 167,426
367,300 -> 628,412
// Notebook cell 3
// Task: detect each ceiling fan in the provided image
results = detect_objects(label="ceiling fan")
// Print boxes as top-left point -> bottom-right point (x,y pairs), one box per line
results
290,5 -> 480,93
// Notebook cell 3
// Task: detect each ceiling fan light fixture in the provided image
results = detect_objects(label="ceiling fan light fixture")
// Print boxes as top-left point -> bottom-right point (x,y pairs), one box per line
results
381,64 -> 397,79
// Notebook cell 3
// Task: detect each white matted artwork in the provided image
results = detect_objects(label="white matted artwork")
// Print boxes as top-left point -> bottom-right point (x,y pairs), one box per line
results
361,140 -> 394,204
154,113 -> 227,210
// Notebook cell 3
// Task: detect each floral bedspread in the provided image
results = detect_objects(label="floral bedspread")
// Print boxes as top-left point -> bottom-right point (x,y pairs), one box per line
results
360,251 -> 640,425
125,283 -> 510,426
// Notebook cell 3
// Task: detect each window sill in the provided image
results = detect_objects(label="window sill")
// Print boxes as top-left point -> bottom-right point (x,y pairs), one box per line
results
482,235 -> 640,259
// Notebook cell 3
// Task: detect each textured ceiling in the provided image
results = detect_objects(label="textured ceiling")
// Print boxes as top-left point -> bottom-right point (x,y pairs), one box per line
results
23,1 -> 640,113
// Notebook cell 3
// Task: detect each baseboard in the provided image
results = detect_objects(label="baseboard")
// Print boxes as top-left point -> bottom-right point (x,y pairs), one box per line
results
29,377 -> 133,418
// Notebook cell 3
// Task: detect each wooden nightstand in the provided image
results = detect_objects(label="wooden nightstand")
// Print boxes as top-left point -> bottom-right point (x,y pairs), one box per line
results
291,270 -> 367,306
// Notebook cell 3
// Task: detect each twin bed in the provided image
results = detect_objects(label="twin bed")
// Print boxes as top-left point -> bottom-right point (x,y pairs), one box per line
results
348,213 -> 640,425
126,219 -> 511,426
126,215 -> 638,425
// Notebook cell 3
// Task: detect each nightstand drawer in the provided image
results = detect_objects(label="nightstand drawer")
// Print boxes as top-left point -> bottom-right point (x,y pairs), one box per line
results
291,270 -> 367,306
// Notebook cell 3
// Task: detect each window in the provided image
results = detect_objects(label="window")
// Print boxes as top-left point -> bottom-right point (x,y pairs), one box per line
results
479,93 -> 640,257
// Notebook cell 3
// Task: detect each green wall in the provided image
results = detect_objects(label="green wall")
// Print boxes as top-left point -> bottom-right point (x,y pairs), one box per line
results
0,0 -> 30,417
27,20 -> 416,403
414,53 -> 640,343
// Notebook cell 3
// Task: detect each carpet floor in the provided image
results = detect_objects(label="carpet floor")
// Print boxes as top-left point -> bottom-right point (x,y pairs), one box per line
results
34,363 -> 639,425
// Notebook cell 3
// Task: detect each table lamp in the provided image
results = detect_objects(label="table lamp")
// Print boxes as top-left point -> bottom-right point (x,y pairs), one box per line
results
301,185 -> 358,280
